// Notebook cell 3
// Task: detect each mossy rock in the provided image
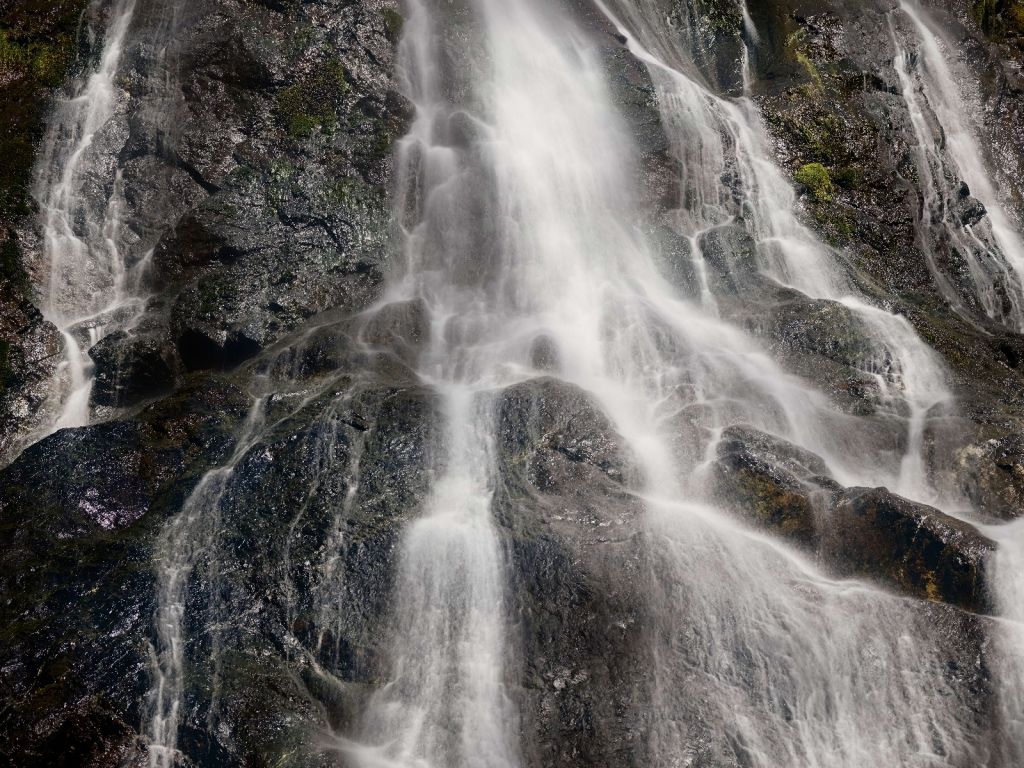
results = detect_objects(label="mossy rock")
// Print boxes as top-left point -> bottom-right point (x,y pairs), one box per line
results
382,8 -> 403,42
709,425 -> 835,546
795,162 -> 834,201
275,60 -> 350,138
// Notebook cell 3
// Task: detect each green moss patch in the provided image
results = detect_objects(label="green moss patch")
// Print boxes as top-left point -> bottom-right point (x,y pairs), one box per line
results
382,8 -> 403,42
275,60 -> 350,138
795,162 -> 834,201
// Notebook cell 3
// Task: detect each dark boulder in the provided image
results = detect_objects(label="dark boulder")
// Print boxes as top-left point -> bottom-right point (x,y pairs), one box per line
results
0,303 -> 62,465
495,377 -> 649,767
151,384 -> 438,764
707,429 -> 995,613
822,487 -> 996,613
0,376 -> 249,767
709,425 -> 837,546
956,434 -> 1024,520
497,376 -> 637,497
89,330 -> 175,408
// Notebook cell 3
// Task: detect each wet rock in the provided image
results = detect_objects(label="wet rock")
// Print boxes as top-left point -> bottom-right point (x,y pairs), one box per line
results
822,487 -> 996,613
156,384 -> 437,760
156,0 -> 409,369
1,376 -> 248,538
956,434 -> 1024,520
764,294 -> 869,371
710,425 -> 836,545
0,376 -> 249,767
497,376 -> 636,497
0,300 -> 62,465
89,331 -> 175,408
729,289 -> 892,414
361,298 -> 430,367
955,186 -> 988,227
494,376 -> 649,766
698,223 -> 763,296
261,322 -> 356,382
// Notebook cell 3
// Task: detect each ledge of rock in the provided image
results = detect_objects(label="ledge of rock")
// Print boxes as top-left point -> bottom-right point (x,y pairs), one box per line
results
821,487 -> 996,614
710,425 -> 838,547
709,428 -> 995,613
89,330 -> 176,408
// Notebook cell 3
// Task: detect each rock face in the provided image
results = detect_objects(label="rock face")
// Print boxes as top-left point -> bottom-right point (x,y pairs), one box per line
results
0,0 -> 1023,766
0,376 -> 249,767
89,330 -> 175,407
0,0 -> 413,763
824,487 -> 996,613
711,427 -> 996,612
495,378 -> 649,767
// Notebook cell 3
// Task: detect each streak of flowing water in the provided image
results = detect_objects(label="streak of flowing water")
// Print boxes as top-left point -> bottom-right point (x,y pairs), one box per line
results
888,8 -> 1024,747
892,0 -> 1024,331
146,398 -> 266,768
23,0 -> 187,463
596,0 -> 952,504
32,0 -> 141,439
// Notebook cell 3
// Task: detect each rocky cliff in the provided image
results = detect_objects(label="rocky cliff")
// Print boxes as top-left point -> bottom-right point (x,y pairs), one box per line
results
1,0 -> 1023,766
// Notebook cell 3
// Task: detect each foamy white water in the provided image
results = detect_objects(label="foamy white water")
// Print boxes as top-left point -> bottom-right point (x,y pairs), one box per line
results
892,0 -> 1024,331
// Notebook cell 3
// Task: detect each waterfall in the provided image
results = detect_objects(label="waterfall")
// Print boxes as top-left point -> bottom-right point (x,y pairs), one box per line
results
32,0 -> 139,438
317,0 -> 994,764
25,0 -> 992,763
891,0 -> 1024,332
22,0 -> 184,459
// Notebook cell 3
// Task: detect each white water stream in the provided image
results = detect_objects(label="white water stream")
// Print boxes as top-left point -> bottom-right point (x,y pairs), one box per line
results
146,398 -> 266,768
32,0 -> 143,437
892,0 -> 1024,331
22,0 -> 188,463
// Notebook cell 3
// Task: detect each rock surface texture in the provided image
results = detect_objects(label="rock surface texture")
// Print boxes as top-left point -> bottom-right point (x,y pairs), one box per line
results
1,0 -> 1023,766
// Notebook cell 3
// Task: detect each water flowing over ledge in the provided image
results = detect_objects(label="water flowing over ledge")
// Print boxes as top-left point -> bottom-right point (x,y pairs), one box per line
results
2,0 -> 1024,766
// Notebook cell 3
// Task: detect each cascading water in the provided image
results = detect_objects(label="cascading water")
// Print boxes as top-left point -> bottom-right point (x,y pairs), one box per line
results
32,0 -> 140,438
891,0 -> 1024,331
323,0 -> 995,764
121,0 -> 1023,764
23,0 -> 185,459
984,515 -> 1024,767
